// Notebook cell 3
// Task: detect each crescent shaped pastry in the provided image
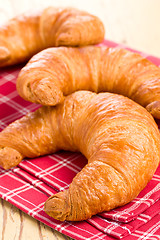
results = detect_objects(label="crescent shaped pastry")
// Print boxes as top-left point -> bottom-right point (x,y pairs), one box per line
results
0,7 -> 104,67
17,46 -> 160,119
0,91 -> 159,221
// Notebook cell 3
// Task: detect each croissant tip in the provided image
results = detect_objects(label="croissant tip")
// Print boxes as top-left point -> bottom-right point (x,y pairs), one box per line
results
146,101 -> 160,119
0,47 -> 11,63
30,78 -> 64,105
0,147 -> 23,169
44,191 -> 70,221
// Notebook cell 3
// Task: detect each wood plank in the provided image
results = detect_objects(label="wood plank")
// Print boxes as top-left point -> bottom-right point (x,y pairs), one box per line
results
0,199 -> 72,240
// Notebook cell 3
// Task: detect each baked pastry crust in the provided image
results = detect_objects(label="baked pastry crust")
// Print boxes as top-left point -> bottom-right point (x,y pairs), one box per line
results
0,7 -> 104,67
17,46 -> 160,118
0,91 -> 160,221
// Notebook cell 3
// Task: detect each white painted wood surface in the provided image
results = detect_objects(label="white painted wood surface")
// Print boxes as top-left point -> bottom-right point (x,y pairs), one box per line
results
0,0 -> 160,239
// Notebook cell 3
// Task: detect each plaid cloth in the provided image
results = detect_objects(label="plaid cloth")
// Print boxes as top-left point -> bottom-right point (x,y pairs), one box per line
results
0,40 -> 160,240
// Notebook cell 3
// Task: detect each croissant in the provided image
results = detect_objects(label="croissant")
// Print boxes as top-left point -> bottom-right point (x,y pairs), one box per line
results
17,46 -> 160,119
0,91 -> 160,221
0,7 -> 104,67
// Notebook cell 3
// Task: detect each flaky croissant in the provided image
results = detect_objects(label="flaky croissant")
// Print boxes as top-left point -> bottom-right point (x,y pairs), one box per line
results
0,91 -> 160,221
17,46 -> 160,119
0,7 -> 104,67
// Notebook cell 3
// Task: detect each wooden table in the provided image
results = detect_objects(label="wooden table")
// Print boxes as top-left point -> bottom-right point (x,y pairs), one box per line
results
0,0 -> 160,239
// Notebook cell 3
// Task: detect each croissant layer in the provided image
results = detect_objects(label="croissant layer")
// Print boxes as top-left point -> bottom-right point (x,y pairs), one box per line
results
17,46 -> 160,119
0,7 -> 104,67
0,91 -> 160,221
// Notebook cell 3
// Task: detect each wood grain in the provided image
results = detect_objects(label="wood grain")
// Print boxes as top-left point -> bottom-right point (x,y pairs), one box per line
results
0,199 -> 73,240
0,0 -> 160,239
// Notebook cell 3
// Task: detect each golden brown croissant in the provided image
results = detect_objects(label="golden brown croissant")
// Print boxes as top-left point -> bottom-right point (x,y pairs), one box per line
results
0,7 -> 104,67
17,46 -> 160,119
0,91 -> 160,221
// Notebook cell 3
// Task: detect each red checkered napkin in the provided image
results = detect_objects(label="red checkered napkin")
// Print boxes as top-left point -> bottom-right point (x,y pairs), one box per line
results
18,154 -> 160,223
0,156 -> 160,240
88,195 -> 160,239
100,167 -> 160,223
16,153 -> 160,239
0,40 -> 160,240
0,166 -> 108,240
18,152 -> 87,192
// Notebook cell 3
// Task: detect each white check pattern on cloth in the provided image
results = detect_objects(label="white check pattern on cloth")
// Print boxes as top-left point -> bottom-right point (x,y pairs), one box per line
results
0,40 -> 160,240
